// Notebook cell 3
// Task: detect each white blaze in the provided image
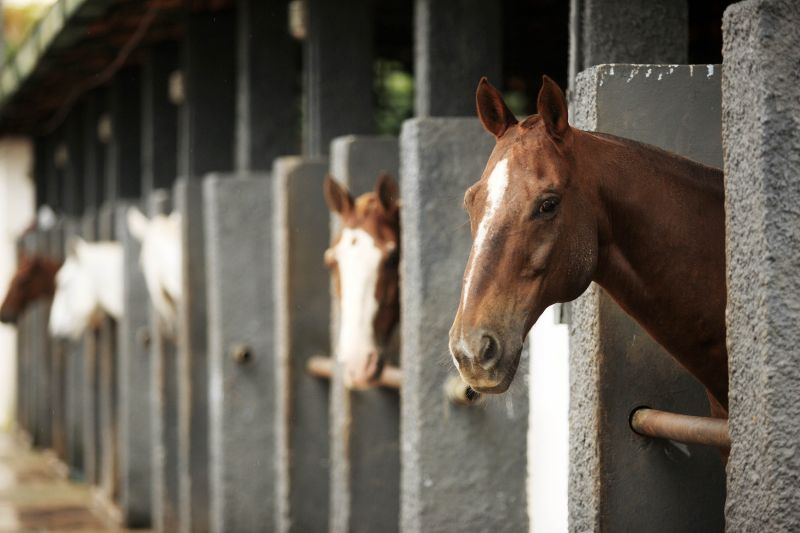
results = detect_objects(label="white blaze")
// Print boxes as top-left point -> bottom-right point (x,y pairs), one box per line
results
333,228 -> 383,368
462,158 -> 509,309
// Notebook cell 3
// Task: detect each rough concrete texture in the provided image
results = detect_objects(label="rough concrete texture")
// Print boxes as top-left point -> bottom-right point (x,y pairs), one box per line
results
569,65 -> 726,533
399,118 -> 529,533
329,135 -> 400,533
569,0 -> 687,92
115,203 -> 152,527
147,191 -> 180,533
204,174 -> 276,533
61,217 -> 85,475
721,2 -> 800,531
79,212 -> 102,487
415,0 -> 501,117
174,178 -> 210,533
97,204 -> 119,502
272,157 -> 331,533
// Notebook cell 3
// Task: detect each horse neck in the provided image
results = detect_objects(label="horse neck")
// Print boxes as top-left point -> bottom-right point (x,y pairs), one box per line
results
578,131 -> 729,407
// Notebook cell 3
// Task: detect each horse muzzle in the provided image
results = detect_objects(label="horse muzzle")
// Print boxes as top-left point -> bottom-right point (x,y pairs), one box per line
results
448,326 -> 523,394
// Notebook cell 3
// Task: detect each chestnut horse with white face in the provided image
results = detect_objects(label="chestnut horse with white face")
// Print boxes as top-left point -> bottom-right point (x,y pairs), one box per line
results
324,174 -> 400,389
0,254 -> 61,324
450,77 -> 728,418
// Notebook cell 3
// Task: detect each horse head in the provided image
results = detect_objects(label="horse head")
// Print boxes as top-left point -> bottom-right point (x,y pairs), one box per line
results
449,76 -> 599,394
324,173 -> 400,390
127,207 -> 182,335
49,237 -> 123,339
0,254 -> 60,324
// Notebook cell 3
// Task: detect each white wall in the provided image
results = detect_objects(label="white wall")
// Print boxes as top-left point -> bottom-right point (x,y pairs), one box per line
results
528,305 -> 569,533
0,137 -> 34,430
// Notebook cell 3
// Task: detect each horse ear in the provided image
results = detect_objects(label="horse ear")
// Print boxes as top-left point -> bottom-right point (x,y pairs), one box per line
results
324,175 -> 354,216
67,237 -> 86,259
537,75 -> 571,143
127,207 -> 149,242
375,173 -> 399,213
476,77 -> 518,139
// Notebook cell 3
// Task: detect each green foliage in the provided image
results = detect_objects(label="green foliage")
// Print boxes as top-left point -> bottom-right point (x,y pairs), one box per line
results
3,4 -> 52,57
374,59 -> 414,136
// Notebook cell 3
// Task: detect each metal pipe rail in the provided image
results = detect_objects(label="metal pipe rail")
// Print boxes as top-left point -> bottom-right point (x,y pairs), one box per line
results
630,407 -> 730,449
305,355 -> 482,405
306,355 -> 402,389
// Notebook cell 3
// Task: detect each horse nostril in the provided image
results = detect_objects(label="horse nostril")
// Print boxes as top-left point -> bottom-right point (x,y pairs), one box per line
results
477,333 -> 500,369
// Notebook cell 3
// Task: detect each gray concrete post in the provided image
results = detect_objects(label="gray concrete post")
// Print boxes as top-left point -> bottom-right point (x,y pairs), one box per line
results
80,211 -> 102,485
116,202 -> 152,527
328,135 -> 400,533
568,0 -> 687,94
203,173 -> 276,533
303,0 -> 373,156
569,65 -> 726,533
414,0 -> 501,117
273,156 -> 331,533
236,0 -> 298,170
175,9 -> 236,531
399,118 -> 529,532
147,191 -> 180,533
722,2 -> 800,530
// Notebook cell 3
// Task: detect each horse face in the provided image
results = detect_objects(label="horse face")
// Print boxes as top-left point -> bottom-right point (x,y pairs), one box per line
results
49,248 -> 98,339
324,174 -> 400,390
449,77 -> 599,394
127,207 -> 182,334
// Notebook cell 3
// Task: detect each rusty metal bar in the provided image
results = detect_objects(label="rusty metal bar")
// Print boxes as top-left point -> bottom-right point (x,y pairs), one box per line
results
630,407 -> 730,449
306,355 -> 402,390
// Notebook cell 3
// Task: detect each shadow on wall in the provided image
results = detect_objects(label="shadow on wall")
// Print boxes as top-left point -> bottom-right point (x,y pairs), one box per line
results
0,138 -> 34,431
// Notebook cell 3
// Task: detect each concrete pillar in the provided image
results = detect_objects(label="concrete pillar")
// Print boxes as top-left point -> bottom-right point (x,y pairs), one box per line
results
141,42 -> 179,196
62,217 -> 85,476
272,156 -> 331,533
175,9 -> 236,532
148,191 -> 180,533
414,0 -> 501,117
32,229 -> 52,448
236,0 -> 299,170
97,205 -> 119,502
116,202 -> 152,527
568,65 -> 726,533
202,174 -> 275,533
304,0 -> 373,155
568,0 -> 688,93
48,222 -> 67,461
328,135 -> 400,533
722,2 -> 800,530
399,118 -> 529,532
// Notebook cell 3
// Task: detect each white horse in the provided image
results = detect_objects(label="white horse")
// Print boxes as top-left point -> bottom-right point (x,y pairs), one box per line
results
126,207 -> 182,334
49,238 -> 123,339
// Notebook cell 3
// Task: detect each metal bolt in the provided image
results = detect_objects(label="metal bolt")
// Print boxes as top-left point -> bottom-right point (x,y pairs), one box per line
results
230,344 -> 252,365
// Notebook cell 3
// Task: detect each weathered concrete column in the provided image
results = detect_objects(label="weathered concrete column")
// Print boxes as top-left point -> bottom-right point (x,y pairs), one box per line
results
328,135 -> 400,533
176,9 -> 236,532
236,0 -> 298,170
273,156 -> 331,533
147,191 -> 180,533
116,202 -> 152,527
203,174 -> 275,533
399,118 -> 529,532
303,0 -> 373,155
414,0 -> 501,117
568,0 -> 688,93
722,2 -> 800,530
569,65 -> 726,533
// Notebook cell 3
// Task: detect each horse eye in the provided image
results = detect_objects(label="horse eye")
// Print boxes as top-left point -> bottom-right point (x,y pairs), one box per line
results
539,198 -> 559,214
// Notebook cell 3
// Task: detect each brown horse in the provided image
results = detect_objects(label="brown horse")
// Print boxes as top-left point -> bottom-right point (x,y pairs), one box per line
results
324,173 -> 401,389
0,254 -> 62,324
449,76 -> 728,420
